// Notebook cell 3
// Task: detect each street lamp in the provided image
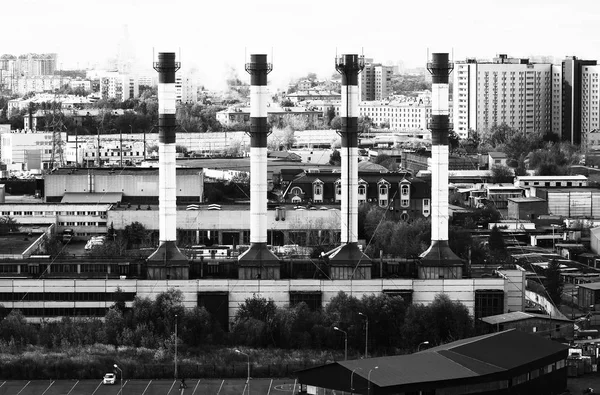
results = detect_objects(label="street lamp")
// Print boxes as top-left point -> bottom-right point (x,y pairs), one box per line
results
174,314 -> 178,380
358,312 -> 369,358
550,224 -> 561,252
235,349 -> 250,395
368,366 -> 378,395
333,326 -> 348,361
418,341 -> 429,352
350,367 -> 362,395
113,364 -> 123,395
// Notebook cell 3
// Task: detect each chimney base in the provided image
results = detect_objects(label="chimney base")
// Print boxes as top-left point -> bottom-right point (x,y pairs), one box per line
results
323,243 -> 372,279
147,241 -> 190,279
238,242 -> 280,279
418,240 -> 463,279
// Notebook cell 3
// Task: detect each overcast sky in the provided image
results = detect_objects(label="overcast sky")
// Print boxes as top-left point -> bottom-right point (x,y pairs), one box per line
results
5,0 -> 600,90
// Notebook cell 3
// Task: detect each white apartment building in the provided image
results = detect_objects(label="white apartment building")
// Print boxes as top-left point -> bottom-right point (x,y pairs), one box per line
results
69,79 -> 92,92
0,130 -> 67,171
359,62 -> 393,101
326,100 -> 452,132
581,65 -> 600,151
176,73 -> 198,104
551,65 -> 562,136
14,76 -> 68,95
7,94 -> 93,113
453,55 -> 553,139
453,61 -> 478,138
99,73 -> 138,101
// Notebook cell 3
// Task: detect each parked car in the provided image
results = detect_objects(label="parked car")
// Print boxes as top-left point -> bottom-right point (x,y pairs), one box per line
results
103,373 -> 116,385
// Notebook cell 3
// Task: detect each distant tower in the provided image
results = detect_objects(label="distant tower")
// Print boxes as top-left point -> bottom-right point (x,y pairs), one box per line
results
419,53 -> 463,278
147,52 -> 189,279
323,54 -> 372,279
237,54 -> 280,280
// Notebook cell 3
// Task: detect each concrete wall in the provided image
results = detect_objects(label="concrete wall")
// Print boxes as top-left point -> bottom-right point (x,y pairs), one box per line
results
1,273 -> 525,323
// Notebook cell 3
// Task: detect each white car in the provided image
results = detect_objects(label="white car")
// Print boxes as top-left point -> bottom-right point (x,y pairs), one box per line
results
103,373 -> 116,385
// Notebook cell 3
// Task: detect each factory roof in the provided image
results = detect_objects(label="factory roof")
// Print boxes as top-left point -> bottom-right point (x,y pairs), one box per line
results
61,193 -> 123,204
297,329 -> 568,392
507,197 -> 545,203
48,167 -> 204,176
480,311 -> 572,325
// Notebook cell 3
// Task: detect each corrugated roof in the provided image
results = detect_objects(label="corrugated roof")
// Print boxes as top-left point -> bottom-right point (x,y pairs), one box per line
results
480,311 -> 572,325
297,329 -> 568,390
61,192 -> 123,204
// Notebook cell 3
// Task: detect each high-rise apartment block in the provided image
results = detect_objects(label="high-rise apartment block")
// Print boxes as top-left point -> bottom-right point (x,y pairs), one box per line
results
562,57 -> 597,145
0,53 -> 57,77
454,54 -> 600,145
453,55 -> 553,139
359,61 -> 393,101
581,64 -> 600,149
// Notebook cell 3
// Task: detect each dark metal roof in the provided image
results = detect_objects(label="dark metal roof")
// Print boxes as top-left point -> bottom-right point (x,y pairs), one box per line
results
296,329 -> 568,391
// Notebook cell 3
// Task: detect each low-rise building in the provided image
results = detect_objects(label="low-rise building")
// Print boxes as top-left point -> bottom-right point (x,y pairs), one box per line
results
480,311 -> 574,340
515,175 -> 588,197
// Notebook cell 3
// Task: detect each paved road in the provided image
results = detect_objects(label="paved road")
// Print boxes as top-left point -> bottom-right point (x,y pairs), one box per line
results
0,378 -> 300,395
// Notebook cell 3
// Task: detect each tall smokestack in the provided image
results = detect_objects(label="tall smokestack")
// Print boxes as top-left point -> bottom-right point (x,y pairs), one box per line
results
323,54 -> 371,278
419,53 -> 462,277
238,54 -> 279,279
147,52 -> 189,279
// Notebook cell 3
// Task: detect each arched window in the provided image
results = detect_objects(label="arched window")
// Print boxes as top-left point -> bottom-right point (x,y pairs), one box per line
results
401,184 -> 409,196
291,187 -> 302,196
358,185 -> 367,196
379,184 -> 388,196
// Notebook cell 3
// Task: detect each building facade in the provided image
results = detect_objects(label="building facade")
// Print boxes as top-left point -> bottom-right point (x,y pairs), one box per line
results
453,55 -> 553,138
358,62 -> 393,101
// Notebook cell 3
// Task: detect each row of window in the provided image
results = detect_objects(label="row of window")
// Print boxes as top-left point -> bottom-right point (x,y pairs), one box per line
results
0,292 -> 136,302
57,222 -> 107,227
1,211 -> 105,216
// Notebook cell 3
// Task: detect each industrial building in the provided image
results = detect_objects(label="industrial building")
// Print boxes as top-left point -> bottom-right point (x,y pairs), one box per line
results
296,329 -> 568,395
0,51 -> 530,328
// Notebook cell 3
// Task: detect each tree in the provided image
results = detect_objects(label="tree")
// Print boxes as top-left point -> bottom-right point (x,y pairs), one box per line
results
0,216 -> 19,235
280,98 -> 294,107
402,294 -> 473,349
330,116 -> 341,130
490,164 -> 514,184
123,221 -> 148,248
545,259 -> 563,305
329,150 -> 341,166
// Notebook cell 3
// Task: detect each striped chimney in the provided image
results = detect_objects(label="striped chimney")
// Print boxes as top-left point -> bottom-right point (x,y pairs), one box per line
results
337,54 -> 363,244
419,52 -> 462,270
323,54 -> 370,268
148,52 -> 188,272
238,54 -> 279,269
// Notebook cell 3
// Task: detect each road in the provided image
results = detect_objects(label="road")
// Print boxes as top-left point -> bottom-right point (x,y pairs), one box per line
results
0,378 -> 300,395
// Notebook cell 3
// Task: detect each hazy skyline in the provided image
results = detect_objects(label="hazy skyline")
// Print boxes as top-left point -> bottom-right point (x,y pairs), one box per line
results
5,0 -> 600,90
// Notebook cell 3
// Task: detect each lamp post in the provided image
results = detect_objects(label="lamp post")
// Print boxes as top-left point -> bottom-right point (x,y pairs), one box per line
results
418,341 -> 429,352
368,366 -> 378,395
174,314 -> 178,380
235,349 -> 250,395
333,326 -> 348,361
113,364 -> 123,395
350,367 -> 362,395
551,224 -> 561,252
358,312 -> 369,358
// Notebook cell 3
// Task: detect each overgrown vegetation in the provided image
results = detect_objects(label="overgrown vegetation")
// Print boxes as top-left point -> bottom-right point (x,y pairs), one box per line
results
0,290 -> 475,378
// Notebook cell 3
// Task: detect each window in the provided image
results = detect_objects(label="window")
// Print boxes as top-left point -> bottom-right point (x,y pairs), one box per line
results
290,187 -> 302,196
289,291 -> 322,311
401,199 -> 409,207
313,183 -> 322,196
358,185 -> 366,196
474,290 -> 504,320
379,184 -> 388,196
335,183 -> 341,196
401,184 -> 409,196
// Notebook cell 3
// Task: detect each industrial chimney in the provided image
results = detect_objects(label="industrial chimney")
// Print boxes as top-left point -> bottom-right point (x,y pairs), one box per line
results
419,53 -> 462,278
323,54 -> 371,279
237,54 -> 280,280
147,52 -> 189,280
